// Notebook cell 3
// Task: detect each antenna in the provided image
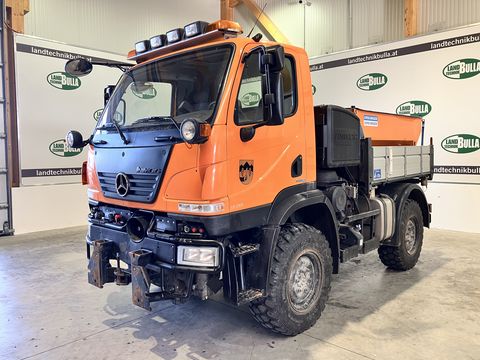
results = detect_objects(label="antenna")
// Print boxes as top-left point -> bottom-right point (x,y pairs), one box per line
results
247,2 -> 268,38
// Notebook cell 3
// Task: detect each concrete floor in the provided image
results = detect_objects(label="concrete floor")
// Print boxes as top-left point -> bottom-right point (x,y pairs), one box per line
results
0,228 -> 479,360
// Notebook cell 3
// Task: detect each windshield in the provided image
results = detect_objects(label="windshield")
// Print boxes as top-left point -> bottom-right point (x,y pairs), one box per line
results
97,44 -> 233,131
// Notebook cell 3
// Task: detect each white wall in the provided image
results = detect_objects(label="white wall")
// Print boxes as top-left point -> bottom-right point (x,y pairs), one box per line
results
24,0 -> 221,55
24,0 -> 480,58
12,184 -> 88,234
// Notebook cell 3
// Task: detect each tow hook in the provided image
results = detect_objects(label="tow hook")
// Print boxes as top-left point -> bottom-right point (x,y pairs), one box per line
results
130,249 -> 154,310
88,240 -> 115,288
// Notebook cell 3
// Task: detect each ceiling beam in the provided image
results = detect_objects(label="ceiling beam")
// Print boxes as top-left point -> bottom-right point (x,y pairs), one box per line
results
231,0 -> 289,44
6,0 -> 30,34
404,0 -> 418,37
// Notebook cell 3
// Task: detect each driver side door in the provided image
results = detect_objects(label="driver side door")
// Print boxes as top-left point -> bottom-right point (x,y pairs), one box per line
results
226,44 -> 306,213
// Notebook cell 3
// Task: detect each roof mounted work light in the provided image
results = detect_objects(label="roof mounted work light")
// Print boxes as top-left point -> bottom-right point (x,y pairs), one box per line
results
149,34 -> 167,49
166,28 -> 184,44
184,21 -> 209,38
135,40 -> 150,54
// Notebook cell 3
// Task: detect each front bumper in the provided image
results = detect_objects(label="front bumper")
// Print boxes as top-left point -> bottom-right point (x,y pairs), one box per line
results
86,222 -> 224,310
87,223 -> 224,271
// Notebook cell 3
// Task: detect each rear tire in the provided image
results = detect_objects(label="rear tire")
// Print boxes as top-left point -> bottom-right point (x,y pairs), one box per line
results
378,199 -> 423,271
249,223 -> 332,336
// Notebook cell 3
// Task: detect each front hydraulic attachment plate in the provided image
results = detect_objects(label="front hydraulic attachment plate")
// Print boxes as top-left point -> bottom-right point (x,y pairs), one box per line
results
88,240 -> 115,288
130,249 -> 153,311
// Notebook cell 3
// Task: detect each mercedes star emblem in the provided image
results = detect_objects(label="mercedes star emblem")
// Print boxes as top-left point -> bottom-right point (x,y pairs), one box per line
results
115,173 -> 130,197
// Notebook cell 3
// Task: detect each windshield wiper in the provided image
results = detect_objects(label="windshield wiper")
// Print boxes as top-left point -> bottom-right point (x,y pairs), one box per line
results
132,116 -> 179,129
97,122 -> 129,145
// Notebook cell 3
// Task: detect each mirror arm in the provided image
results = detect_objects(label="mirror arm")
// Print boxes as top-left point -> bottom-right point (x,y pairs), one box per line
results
242,45 -> 266,63
90,60 -> 134,72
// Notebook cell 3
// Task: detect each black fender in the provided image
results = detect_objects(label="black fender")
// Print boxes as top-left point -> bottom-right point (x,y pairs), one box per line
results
248,185 -> 340,293
378,182 -> 431,246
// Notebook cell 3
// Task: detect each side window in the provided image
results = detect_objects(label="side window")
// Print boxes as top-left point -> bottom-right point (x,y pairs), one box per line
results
236,51 -> 264,125
235,53 -> 297,126
282,57 -> 296,117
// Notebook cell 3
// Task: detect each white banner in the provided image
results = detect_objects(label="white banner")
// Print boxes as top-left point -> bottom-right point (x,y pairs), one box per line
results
310,25 -> 480,232
14,34 -> 128,185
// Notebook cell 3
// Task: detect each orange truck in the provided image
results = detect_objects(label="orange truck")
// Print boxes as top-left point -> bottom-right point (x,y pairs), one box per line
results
65,20 -> 433,336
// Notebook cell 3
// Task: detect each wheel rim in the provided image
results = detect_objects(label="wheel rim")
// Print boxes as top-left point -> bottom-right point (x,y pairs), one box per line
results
288,252 -> 322,314
405,218 -> 417,255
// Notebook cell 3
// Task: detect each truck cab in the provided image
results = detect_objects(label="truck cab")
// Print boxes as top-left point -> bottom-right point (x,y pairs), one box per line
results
66,20 -> 432,336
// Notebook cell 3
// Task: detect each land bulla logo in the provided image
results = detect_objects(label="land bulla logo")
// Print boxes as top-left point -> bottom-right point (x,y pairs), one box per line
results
49,139 -> 83,157
93,108 -> 103,121
241,92 -> 261,107
396,100 -> 431,117
441,134 -> 480,154
443,58 -> 480,79
132,87 -> 157,99
47,72 -> 81,90
356,73 -> 387,91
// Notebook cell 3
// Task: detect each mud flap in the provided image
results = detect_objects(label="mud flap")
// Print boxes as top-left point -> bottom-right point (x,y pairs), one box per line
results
130,249 -> 153,311
88,240 -> 115,288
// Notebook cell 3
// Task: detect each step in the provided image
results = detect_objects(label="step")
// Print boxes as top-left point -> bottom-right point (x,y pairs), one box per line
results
237,288 -> 264,305
230,243 -> 260,258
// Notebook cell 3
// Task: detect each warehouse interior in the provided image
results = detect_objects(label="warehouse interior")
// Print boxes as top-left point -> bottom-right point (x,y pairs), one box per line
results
0,1 -> 479,359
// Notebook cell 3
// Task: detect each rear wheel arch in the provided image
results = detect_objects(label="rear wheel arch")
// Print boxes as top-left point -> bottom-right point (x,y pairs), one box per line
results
378,182 -> 431,240
407,187 -> 430,228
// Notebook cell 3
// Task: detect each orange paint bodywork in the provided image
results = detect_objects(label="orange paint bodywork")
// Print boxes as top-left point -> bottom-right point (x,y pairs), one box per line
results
85,35 -> 422,218
87,37 -> 315,217
352,108 -> 423,146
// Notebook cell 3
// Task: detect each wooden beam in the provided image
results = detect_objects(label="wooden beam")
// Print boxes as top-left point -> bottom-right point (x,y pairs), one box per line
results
220,0 -> 234,21
235,0 -> 289,44
6,0 -> 29,33
404,0 -> 418,37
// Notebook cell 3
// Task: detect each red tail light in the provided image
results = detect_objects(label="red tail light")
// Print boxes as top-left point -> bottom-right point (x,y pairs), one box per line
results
81,161 -> 88,185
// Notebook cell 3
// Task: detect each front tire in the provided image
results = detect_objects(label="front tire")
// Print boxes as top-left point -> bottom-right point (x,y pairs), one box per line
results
378,199 -> 424,271
249,223 -> 332,336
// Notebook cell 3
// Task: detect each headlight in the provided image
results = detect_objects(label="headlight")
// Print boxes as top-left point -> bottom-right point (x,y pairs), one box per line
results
180,120 -> 196,142
180,119 -> 211,144
65,130 -> 85,148
178,202 -> 224,214
177,246 -> 219,267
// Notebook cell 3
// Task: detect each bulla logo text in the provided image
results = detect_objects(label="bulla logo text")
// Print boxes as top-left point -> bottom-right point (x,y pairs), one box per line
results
396,100 -> 432,117
241,92 -> 261,107
356,73 -> 387,91
47,72 -> 81,90
441,134 -> 480,154
443,58 -> 480,79
49,139 -> 83,157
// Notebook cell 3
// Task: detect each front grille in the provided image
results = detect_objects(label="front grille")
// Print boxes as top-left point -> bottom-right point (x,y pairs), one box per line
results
97,172 -> 160,203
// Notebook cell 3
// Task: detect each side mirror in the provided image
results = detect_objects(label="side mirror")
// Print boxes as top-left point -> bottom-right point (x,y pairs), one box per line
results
261,46 -> 285,126
104,85 -> 115,106
65,58 -> 93,77
66,130 -> 87,149
265,46 -> 285,73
